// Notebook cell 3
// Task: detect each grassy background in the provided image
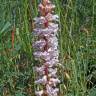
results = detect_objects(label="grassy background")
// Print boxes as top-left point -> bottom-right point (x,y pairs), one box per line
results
0,0 -> 96,96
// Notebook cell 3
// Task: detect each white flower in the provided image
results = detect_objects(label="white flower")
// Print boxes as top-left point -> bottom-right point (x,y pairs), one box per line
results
34,16 -> 45,24
48,69 -> 57,77
33,28 -> 42,36
52,15 -> 59,22
35,90 -> 44,96
52,88 -> 59,96
33,24 -> 58,37
46,84 -> 53,96
33,51 -> 42,58
49,23 -> 58,30
33,39 -> 46,50
35,66 -> 45,75
45,13 -> 59,22
35,66 -> 58,77
44,58 -> 59,67
48,36 -> 58,48
48,68 -> 57,73
47,48 -> 59,58
34,46 -> 58,60
35,75 -> 47,85
50,78 -> 60,84
48,78 -> 60,86
41,51 -> 50,60
46,84 -> 59,96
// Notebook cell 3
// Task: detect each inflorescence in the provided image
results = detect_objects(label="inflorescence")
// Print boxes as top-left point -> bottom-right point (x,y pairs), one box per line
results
33,0 -> 60,96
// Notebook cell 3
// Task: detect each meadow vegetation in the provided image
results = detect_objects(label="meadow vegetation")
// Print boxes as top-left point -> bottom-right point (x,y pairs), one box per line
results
0,0 -> 96,96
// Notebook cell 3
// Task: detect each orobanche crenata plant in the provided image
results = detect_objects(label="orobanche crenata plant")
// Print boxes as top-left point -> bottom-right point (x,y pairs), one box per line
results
33,0 -> 60,96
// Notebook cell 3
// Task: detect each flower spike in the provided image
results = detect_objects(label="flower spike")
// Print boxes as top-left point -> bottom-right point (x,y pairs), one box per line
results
33,0 -> 60,96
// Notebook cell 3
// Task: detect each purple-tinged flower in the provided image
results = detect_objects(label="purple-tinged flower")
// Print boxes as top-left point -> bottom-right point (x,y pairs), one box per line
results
49,78 -> 60,86
33,0 -> 60,96
33,39 -> 46,50
46,84 -> 59,96
35,75 -> 47,85
44,58 -> 59,67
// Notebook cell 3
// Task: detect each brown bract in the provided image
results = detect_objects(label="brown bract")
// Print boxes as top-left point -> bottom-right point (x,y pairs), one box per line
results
39,3 -> 55,16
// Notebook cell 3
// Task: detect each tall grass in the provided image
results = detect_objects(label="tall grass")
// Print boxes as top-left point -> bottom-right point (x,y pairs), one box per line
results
0,0 -> 96,96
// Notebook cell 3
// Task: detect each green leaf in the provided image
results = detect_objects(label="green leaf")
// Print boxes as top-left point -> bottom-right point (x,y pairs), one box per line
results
0,22 -> 11,35
15,91 -> 25,96
89,88 -> 96,96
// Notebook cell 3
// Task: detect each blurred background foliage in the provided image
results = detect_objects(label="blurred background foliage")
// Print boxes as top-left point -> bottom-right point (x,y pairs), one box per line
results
0,0 -> 96,96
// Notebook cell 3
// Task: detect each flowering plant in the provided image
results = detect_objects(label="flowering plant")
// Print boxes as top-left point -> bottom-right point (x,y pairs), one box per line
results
33,0 -> 60,96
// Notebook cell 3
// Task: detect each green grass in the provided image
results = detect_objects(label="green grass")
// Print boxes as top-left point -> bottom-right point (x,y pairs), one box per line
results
0,0 -> 96,96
